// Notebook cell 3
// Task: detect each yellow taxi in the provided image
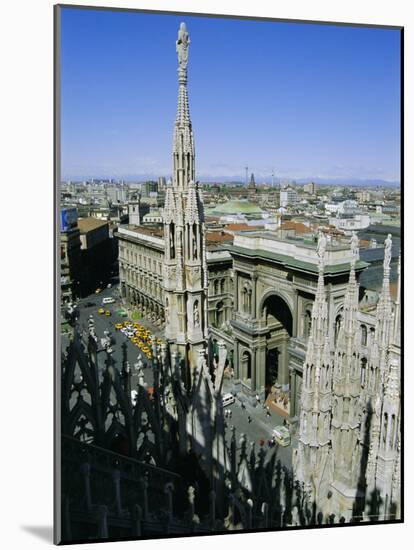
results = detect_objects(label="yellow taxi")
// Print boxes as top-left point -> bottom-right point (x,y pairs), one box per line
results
115,323 -> 123,329
157,338 -> 162,345
105,310 -> 111,316
98,307 -> 105,314
95,288 -> 102,294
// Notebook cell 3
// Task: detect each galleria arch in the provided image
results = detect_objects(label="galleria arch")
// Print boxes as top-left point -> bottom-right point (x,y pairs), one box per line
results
228,231 -> 367,416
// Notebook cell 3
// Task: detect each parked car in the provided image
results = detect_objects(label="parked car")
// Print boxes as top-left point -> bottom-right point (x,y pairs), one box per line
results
222,393 -> 235,407
272,426 -> 291,447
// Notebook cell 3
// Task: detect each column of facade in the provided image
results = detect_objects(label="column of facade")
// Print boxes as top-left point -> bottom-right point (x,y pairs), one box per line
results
252,273 -> 258,319
279,333 -> 290,389
256,343 -> 267,401
289,365 -> 297,418
234,271 -> 239,312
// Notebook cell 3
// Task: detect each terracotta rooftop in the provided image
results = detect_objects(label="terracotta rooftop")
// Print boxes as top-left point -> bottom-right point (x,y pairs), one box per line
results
77,217 -> 109,233
280,221 -> 312,235
127,225 -> 164,238
224,223 -> 261,232
206,231 -> 234,243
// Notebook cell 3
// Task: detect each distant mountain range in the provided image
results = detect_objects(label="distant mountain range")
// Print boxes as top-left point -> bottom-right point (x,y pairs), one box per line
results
63,173 -> 400,188
201,176 -> 401,188
292,177 -> 400,188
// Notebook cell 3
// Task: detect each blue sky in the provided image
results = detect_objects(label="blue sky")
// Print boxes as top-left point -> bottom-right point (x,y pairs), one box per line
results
60,7 -> 401,182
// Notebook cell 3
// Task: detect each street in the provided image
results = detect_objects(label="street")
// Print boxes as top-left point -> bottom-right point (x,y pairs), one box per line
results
63,283 -> 165,392
62,282 -> 295,468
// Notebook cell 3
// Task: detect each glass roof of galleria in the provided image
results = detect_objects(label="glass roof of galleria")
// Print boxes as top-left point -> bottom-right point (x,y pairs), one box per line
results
206,200 -> 264,216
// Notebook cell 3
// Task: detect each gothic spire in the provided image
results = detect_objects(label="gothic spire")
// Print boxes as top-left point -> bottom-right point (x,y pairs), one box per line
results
294,233 -> 333,513
163,23 -> 208,377
173,22 -> 195,191
375,234 -> 394,380
338,232 -> 360,356
298,231 -> 332,447
305,231 -> 330,393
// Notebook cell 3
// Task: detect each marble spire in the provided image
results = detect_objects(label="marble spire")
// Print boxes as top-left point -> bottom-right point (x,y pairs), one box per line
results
294,231 -> 333,518
173,22 -> 195,191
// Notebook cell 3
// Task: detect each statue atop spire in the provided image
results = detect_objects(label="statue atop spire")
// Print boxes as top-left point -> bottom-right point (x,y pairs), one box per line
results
316,230 -> 327,272
176,22 -> 190,71
384,233 -> 392,273
350,231 -> 359,266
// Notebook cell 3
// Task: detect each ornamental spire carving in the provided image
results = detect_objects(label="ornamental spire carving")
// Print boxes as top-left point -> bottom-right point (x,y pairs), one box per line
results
163,24 -> 208,377
374,234 -> 394,382
173,22 -> 195,191
294,232 -> 333,506
338,232 -> 359,354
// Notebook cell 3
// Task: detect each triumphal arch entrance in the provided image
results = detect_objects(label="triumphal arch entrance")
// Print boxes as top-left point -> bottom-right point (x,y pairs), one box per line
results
227,231 -> 367,418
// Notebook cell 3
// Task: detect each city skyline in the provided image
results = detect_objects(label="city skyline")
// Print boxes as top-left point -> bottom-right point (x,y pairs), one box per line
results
58,14 -> 401,541
60,8 -> 401,183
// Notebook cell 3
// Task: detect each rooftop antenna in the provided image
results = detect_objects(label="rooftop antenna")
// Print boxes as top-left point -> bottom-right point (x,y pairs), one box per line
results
245,165 -> 248,186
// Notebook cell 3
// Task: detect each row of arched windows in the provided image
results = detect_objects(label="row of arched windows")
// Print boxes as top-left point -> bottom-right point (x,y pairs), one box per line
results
301,308 -> 377,349
332,315 -> 375,347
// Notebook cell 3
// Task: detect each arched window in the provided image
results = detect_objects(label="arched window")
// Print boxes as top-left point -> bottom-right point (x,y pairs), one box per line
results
325,365 -> 330,388
390,414 -> 396,449
169,223 -> 175,259
361,325 -> 368,346
192,223 -> 198,260
334,314 -> 343,345
383,413 -> 388,448
216,301 -> 224,327
214,279 -> 219,295
370,366 -> 375,391
220,279 -> 226,295
361,357 -> 367,388
242,285 -> 251,313
304,309 -> 312,338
